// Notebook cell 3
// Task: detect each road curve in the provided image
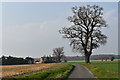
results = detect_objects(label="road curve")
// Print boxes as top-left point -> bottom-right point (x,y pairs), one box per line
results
68,64 -> 98,80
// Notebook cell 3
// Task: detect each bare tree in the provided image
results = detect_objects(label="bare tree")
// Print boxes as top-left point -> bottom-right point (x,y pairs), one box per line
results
59,5 -> 107,63
52,47 -> 64,62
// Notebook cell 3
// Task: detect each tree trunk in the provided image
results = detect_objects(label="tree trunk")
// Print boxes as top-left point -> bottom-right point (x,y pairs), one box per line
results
85,55 -> 91,64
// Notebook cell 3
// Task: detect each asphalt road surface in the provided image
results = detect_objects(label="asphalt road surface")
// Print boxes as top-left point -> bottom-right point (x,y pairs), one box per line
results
68,64 -> 98,80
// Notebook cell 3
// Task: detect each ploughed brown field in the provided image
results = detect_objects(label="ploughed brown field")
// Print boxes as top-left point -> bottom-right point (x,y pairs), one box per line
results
0,63 -> 64,78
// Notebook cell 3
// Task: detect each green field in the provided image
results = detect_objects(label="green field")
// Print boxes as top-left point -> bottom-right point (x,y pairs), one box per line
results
91,61 -> 119,73
80,61 -> 119,79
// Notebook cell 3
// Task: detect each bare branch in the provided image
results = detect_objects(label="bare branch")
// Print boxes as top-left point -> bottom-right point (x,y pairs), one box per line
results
59,5 -> 107,63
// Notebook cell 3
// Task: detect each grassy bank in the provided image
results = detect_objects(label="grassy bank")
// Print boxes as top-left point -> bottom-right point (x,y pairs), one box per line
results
5,63 -> 73,80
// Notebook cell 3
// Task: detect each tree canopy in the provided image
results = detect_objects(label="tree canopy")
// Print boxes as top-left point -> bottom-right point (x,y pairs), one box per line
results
52,47 -> 64,62
59,5 -> 107,63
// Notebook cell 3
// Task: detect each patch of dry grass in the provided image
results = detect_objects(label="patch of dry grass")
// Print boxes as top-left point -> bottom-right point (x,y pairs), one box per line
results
1,63 -> 64,78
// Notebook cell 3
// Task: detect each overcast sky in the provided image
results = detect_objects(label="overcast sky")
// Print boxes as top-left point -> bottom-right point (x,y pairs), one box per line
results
1,2 -> 118,58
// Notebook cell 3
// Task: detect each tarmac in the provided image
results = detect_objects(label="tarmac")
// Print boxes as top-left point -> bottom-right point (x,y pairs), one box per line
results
68,64 -> 98,80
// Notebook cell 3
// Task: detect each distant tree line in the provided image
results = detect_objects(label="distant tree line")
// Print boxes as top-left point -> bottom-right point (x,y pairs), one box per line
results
97,55 -> 115,61
1,56 -> 34,65
62,55 -> 119,61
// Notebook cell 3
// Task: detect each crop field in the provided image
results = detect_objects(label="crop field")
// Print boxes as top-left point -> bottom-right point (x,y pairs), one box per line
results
1,63 -> 65,78
12,63 -> 73,80
91,61 -> 119,73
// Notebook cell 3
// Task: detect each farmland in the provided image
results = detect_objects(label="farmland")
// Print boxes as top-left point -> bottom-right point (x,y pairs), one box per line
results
91,61 -> 119,73
1,60 -> 119,79
1,63 -> 66,78
13,63 -> 73,79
